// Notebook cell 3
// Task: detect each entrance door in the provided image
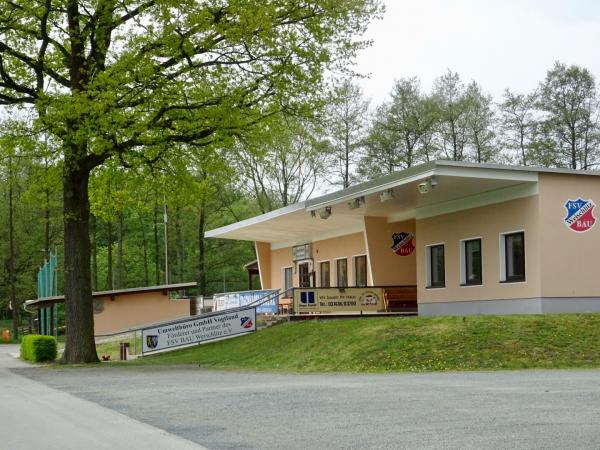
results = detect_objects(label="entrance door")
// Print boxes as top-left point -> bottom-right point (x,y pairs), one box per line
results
298,262 -> 312,287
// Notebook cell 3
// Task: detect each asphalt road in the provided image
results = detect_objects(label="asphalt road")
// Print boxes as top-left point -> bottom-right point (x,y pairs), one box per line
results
9,356 -> 600,450
0,345 -> 204,450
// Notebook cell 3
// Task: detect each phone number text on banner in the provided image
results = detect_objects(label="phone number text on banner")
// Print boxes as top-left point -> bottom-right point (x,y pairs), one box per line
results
142,307 -> 256,354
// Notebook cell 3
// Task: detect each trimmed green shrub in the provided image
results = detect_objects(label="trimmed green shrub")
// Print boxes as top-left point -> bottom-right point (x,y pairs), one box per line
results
21,335 -> 57,362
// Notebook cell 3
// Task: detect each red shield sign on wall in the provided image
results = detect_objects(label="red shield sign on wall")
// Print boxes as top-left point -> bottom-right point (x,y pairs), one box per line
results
391,232 -> 415,256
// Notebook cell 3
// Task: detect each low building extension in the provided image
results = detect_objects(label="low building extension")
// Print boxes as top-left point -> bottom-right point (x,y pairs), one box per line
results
26,282 -> 197,336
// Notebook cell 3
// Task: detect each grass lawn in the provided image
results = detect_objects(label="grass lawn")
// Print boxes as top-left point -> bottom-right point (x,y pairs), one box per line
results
123,314 -> 600,372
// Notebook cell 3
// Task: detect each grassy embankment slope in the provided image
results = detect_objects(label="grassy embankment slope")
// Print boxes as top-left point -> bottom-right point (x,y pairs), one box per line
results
128,314 -> 600,372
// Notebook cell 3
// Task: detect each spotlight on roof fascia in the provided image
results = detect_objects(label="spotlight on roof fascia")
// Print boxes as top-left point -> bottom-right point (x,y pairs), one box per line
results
417,176 -> 438,195
347,196 -> 365,210
318,206 -> 332,219
380,189 -> 394,202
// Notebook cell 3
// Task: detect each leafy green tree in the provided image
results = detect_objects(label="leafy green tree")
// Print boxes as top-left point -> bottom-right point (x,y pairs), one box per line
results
499,89 -> 538,166
538,62 -> 599,169
325,79 -> 370,188
0,0 -> 382,363
431,71 -> 472,161
465,81 -> 497,163
238,116 -> 327,213
0,134 -> 44,337
359,77 -> 435,178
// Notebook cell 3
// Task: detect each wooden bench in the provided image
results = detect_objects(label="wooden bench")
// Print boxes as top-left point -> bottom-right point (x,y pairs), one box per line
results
384,286 -> 417,312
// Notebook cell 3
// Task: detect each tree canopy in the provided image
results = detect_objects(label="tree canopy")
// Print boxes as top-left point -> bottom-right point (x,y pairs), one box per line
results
0,0 -> 383,363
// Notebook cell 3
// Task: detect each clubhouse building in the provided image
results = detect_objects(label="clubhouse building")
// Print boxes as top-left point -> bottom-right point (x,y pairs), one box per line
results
206,161 -> 600,316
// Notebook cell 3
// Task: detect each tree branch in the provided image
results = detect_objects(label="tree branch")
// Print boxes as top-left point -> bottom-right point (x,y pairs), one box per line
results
0,41 -> 70,87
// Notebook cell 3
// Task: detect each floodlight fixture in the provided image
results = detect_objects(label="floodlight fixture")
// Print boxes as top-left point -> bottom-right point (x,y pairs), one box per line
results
347,196 -> 365,210
418,176 -> 438,195
380,189 -> 395,202
318,206 -> 332,219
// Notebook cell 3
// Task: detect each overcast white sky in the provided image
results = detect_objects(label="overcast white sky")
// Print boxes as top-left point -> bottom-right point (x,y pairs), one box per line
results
355,0 -> 600,105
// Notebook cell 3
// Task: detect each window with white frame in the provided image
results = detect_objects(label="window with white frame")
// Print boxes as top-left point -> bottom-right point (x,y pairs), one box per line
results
283,267 -> 293,293
319,261 -> 330,287
460,238 -> 482,285
335,258 -> 348,287
426,244 -> 445,288
500,232 -> 525,282
353,255 -> 367,287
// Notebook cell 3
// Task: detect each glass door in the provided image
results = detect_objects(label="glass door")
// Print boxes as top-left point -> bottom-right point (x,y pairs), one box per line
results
298,262 -> 312,287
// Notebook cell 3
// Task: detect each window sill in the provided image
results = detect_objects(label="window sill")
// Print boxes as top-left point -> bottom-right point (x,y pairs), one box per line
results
426,285 -> 446,289
460,282 -> 482,287
499,279 -> 526,284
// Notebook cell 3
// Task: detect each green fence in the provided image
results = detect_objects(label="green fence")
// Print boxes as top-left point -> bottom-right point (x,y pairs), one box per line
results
37,253 -> 58,337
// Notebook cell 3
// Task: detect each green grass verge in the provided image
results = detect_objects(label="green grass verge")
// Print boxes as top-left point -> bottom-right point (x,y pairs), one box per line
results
96,336 -> 142,362
126,314 -> 600,372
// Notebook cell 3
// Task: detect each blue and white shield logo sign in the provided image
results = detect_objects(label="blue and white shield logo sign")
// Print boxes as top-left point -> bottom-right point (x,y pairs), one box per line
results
563,198 -> 596,233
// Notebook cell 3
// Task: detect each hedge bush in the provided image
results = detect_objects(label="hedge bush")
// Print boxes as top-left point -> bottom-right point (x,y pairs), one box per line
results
21,335 -> 57,362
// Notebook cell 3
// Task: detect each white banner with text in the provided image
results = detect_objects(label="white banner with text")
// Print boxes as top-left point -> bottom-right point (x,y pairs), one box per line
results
141,307 -> 257,354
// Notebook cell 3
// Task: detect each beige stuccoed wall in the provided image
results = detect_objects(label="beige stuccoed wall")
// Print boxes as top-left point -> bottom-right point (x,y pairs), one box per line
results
93,292 -> 190,335
270,246 -> 293,291
416,196 -> 541,304
255,242 -> 272,289
313,232 -> 368,286
539,173 -> 600,297
364,217 -> 417,286
269,232 -> 367,291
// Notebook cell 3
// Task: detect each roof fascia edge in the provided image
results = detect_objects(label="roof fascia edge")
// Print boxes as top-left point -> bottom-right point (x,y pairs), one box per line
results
205,202 -> 307,238
434,164 -> 538,182
307,165 -> 438,210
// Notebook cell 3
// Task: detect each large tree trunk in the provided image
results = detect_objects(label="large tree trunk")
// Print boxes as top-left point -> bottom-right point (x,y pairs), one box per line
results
61,154 -> 98,364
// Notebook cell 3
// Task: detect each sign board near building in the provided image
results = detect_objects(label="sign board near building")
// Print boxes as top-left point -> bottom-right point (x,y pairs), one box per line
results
141,307 -> 256,354
293,287 -> 385,314
292,243 -> 312,261
213,289 -> 278,314
563,198 -> 596,233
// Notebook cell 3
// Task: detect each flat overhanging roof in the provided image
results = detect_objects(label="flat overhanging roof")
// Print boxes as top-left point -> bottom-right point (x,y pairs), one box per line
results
206,161 -> 600,246
25,282 -> 197,307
